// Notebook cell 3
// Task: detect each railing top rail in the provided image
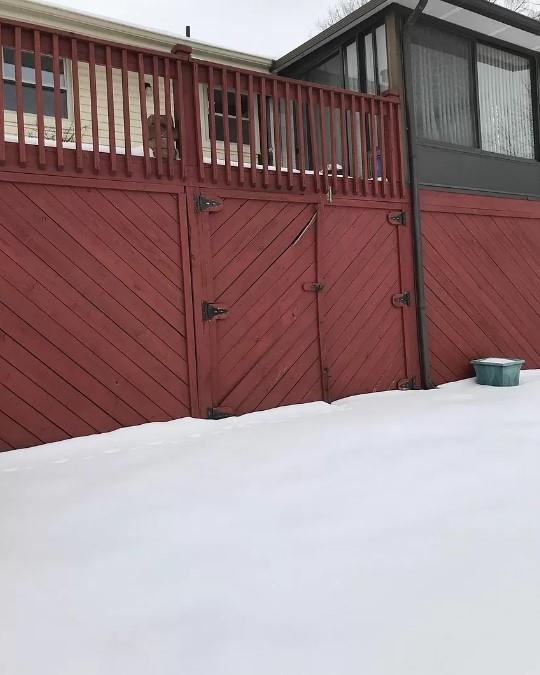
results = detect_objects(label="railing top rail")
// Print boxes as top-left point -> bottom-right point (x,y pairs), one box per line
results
194,56 -> 401,104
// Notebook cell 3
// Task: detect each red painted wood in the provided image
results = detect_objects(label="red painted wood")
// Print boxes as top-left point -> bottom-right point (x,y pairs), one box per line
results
14,26 -> 26,166
307,87 -> 320,193
52,33 -> 63,170
33,30 -> 46,168
71,38 -> 83,171
422,190 -> 540,385
105,46 -> 117,175
121,49 -> 133,176
235,72 -> 245,186
296,84 -> 306,191
151,55 -> 163,178
163,58 -> 174,180
137,53 -> 150,177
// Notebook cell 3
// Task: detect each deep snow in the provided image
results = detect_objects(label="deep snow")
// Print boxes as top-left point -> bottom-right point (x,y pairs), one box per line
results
1,374 -> 540,675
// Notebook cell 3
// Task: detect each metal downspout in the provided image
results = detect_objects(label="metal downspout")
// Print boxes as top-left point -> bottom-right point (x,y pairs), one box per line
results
402,0 -> 434,389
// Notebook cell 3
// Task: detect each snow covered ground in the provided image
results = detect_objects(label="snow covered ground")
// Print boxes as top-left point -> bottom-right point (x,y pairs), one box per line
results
1,373 -> 540,675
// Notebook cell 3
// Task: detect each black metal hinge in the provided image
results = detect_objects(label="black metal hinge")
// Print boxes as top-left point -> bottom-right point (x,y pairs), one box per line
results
194,194 -> 222,212
207,407 -> 234,420
387,211 -> 406,226
202,301 -> 228,321
392,291 -> 411,307
397,377 -> 417,391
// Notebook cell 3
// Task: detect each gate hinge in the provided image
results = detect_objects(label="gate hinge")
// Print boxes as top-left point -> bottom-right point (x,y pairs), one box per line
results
397,377 -> 417,391
207,407 -> 235,420
302,282 -> 325,292
392,291 -> 411,307
202,301 -> 229,321
388,211 -> 406,226
194,194 -> 222,212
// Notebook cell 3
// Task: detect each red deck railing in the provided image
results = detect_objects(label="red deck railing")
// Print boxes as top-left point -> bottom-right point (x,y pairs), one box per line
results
0,16 -> 404,198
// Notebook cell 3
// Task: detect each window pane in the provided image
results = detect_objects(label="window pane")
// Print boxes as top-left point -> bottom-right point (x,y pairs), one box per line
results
411,25 -> 475,147
364,34 -> 376,94
376,25 -> 389,92
305,53 -> 342,87
477,44 -> 534,158
3,47 -> 65,88
344,41 -> 360,91
4,81 -> 67,118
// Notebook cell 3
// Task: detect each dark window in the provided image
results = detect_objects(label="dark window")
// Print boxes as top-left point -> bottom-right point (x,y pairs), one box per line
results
364,33 -> 376,94
375,25 -> 389,92
2,47 -> 68,118
305,53 -> 343,87
212,89 -> 250,144
477,44 -> 534,158
411,26 -> 476,146
411,24 -> 535,159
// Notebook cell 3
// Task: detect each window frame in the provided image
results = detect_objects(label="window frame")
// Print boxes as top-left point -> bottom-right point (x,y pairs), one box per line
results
1,47 -> 71,121
410,14 -> 540,162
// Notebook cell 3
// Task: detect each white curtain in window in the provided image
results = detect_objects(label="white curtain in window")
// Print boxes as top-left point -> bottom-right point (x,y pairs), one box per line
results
477,44 -> 534,159
411,27 -> 475,147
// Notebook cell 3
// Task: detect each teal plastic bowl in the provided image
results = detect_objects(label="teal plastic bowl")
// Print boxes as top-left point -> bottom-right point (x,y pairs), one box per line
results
471,358 -> 525,387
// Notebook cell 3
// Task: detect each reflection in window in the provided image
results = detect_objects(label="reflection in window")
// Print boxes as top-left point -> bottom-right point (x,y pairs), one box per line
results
344,41 -> 360,91
477,44 -> 534,158
364,34 -> 376,94
376,25 -> 389,92
305,53 -> 342,87
2,47 -> 68,118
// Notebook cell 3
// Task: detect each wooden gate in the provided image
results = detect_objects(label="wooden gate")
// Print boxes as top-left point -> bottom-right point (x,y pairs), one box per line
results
188,188 -> 419,417
0,179 -> 195,450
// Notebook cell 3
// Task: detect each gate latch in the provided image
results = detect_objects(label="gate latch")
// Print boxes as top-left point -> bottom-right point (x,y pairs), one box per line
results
392,291 -> 411,307
195,194 -> 222,212
202,301 -> 228,321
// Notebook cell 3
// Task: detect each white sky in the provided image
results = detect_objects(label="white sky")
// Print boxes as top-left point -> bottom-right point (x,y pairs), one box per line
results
47,0 -> 335,59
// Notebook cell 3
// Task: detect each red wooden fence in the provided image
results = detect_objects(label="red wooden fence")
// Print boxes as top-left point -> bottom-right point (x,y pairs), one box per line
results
421,190 -> 540,385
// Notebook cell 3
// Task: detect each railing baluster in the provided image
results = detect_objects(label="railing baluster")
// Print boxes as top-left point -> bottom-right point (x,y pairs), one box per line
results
369,97 -> 378,198
235,71 -> 244,186
14,27 -> 26,165
285,81 -> 293,189
0,24 -> 4,165
192,62 -> 205,182
248,73 -> 257,187
163,58 -> 175,179
359,96 -> 369,197
174,59 -> 187,180
329,91 -> 337,195
71,38 -> 83,171
260,77 -> 269,187
137,53 -> 150,177
152,55 -> 163,178
295,84 -> 306,191
318,88 -> 328,195
33,31 -> 45,168
88,42 -> 100,172
51,33 -> 64,170
378,98 -> 387,199
307,86 -> 320,193
222,67 -> 232,185
272,79 -> 282,189
395,101 -> 405,199
387,101 -> 398,199
350,94 -> 359,195
208,66 -> 218,183
105,46 -> 116,175
339,92 -> 349,195
121,49 -> 132,176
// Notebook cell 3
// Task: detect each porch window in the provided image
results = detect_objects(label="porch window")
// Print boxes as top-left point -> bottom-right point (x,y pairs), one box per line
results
305,53 -> 342,88
477,44 -> 534,159
411,24 -> 535,159
2,47 -> 69,118
411,27 -> 476,146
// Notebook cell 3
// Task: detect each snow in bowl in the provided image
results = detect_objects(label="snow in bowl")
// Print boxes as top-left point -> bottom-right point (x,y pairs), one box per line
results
471,357 -> 525,387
